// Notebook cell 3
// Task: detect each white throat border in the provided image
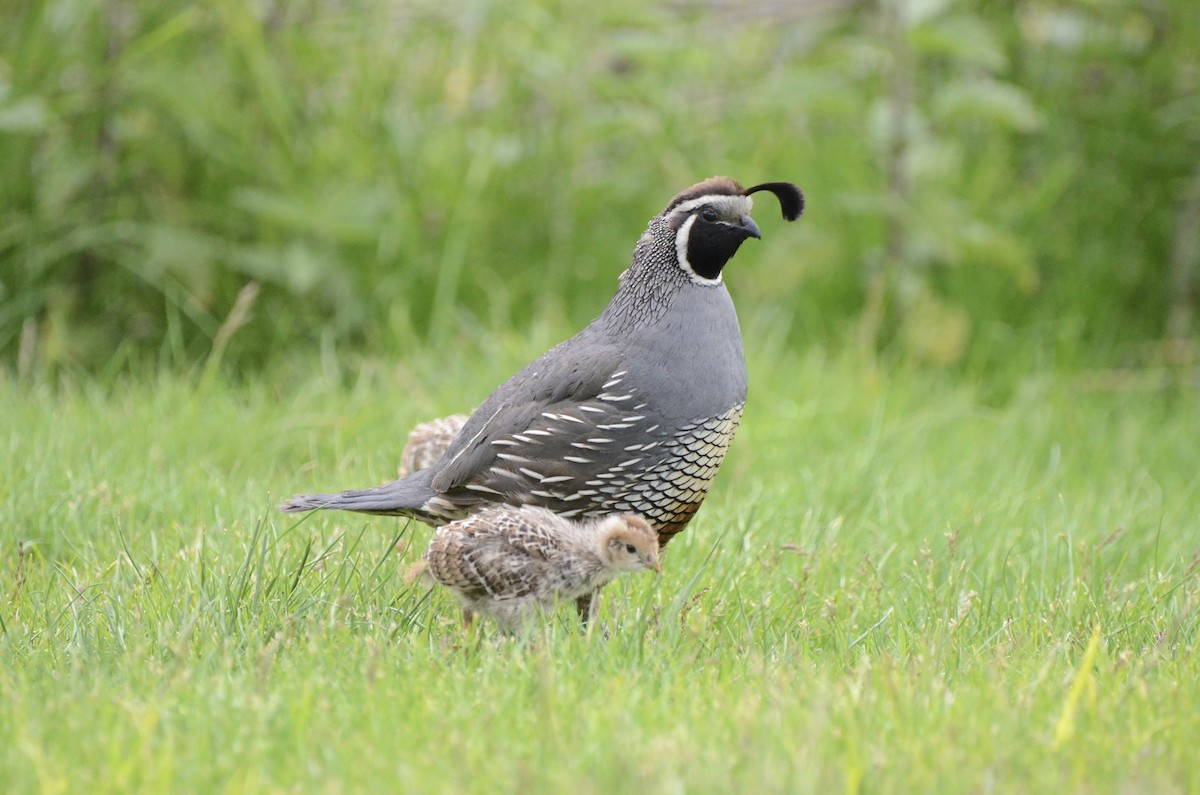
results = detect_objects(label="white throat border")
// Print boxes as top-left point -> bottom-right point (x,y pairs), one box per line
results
672,194 -> 754,286
675,215 -> 721,285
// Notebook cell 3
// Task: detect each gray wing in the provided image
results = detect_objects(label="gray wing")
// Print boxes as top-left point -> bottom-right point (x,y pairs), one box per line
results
431,340 -> 626,493
278,337 -> 621,518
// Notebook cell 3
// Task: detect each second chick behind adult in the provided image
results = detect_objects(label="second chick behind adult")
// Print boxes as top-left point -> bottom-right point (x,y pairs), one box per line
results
421,505 -> 661,633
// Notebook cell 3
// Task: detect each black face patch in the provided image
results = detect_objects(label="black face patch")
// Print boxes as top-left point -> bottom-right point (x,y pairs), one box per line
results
685,215 -> 753,280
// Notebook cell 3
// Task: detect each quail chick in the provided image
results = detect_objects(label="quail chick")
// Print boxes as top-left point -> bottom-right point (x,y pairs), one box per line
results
421,505 -> 661,633
398,414 -> 470,477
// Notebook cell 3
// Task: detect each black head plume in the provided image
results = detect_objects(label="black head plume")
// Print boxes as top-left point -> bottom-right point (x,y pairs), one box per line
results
743,182 -> 804,222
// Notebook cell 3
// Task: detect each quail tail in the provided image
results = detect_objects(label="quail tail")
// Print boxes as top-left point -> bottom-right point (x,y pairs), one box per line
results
278,468 -> 435,516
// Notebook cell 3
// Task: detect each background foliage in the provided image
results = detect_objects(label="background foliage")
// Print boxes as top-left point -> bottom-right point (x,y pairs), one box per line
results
2,0 -> 1198,377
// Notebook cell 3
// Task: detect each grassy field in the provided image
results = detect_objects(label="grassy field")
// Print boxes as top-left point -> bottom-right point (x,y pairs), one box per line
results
2,340 -> 1198,793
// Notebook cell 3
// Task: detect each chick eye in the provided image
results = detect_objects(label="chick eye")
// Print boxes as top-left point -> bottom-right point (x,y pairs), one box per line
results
625,543 -> 637,554
700,208 -> 718,222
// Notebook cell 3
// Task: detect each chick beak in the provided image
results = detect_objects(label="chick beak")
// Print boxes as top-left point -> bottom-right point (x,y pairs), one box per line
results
739,216 -> 761,240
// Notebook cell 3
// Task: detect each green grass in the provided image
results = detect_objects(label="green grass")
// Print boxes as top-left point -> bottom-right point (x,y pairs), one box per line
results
2,344 -> 1199,793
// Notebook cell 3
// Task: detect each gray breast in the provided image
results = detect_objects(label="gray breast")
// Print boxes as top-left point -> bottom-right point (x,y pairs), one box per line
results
612,281 -> 747,420
429,282 -> 747,541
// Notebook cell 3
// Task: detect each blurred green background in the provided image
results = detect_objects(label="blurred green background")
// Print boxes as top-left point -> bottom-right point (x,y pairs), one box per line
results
2,0 -> 1198,378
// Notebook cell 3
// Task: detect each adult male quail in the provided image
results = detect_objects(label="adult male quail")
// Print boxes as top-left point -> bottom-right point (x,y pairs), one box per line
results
420,505 -> 661,633
280,176 -> 803,546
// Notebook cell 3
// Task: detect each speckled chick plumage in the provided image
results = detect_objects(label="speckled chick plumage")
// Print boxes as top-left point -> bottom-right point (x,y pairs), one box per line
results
280,177 -> 803,545
422,505 -> 661,633
398,414 -> 470,477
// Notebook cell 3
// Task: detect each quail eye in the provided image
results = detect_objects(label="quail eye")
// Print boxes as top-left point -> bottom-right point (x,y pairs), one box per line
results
701,208 -> 718,222
625,543 -> 637,554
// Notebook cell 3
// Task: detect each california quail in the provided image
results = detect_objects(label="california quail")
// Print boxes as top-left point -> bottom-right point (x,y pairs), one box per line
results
280,176 -> 803,546
398,414 -> 470,477
420,505 -> 661,633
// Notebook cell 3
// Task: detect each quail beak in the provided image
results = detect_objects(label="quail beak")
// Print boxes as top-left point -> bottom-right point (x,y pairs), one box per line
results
739,216 -> 762,240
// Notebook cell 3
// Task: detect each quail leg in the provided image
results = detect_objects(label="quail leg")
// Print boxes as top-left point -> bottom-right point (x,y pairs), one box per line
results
574,591 -> 599,625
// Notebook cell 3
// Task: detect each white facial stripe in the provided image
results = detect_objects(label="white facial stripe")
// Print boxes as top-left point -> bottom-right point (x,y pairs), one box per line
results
674,213 -> 722,285
669,194 -> 754,221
